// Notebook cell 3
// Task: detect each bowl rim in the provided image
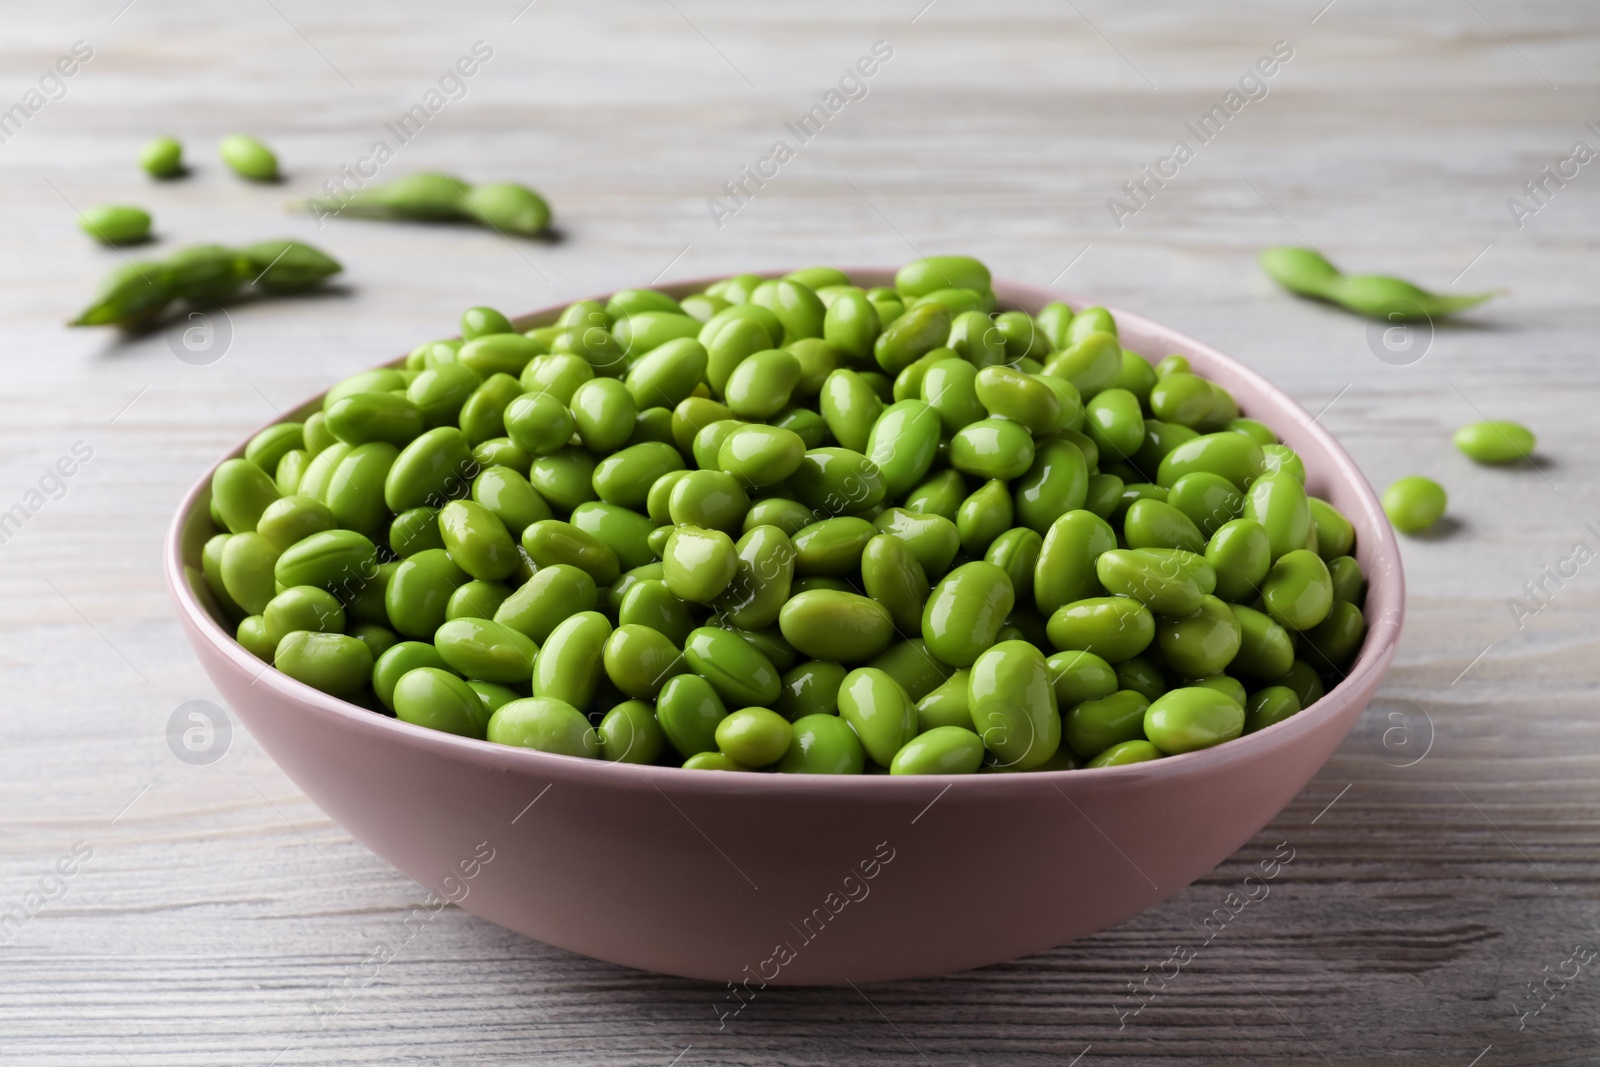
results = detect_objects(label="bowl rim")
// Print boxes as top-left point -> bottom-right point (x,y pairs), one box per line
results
166,268 -> 1404,795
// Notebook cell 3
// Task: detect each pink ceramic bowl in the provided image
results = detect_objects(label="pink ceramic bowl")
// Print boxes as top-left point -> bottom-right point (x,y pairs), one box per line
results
167,271 -> 1403,985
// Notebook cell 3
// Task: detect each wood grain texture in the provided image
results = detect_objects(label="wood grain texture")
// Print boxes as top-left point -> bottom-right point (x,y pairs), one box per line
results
1,0 -> 1597,1063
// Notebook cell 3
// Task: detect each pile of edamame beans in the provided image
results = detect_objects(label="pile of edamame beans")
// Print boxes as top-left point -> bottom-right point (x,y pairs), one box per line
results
201,256 -> 1369,775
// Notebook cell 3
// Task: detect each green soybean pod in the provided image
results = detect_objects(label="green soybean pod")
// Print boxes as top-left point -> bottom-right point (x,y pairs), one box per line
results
1261,549 -> 1333,631
532,610 -> 612,708
1166,472 -> 1244,538
889,726 -> 985,775
255,494 -> 336,553
903,468 -> 967,523
1143,686 -> 1244,755
1123,498 -> 1206,554
392,667 -> 490,738
1307,498 -> 1355,560
836,667 -> 917,767
1227,602 -> 1296,679
867,639 -> 952,703
663,525 -> 738,604
715,525 -> 795,631
1013,440 -> 1089,536
384,427 -> 476,513
1033,510 -> 1115,615
435,617 -> 538,685
819,369 -> 884,453
865,400 -> 941,500
522,518 -> 620,586
1243,686 -> 1301,734
921,560 -> 1014,668
683,625 -> 781,707
438,499 -> 519,582
219,532 -> 280,616
776,713 -> 865,774
1043,332 -> 1121,399
955,478 -> 1014,556
1046,596 -> 1154,664
977,533 -> 1040,624
273,631 -> 373,699
1299,599 -> 1366,671
219,133 -> 278,181
1086,739 -> 1161,768
1063,689 -> 1149,760
457,373 -> 525,446
1454,420 -> 1535,464
1243,471 -> 1312,561
1327,555 -> 1366,605
212,458 -> 283,534
1046,649 -> 1119,707
1157,432 -> 1266,491
949,418 -> 1035,482
921,358 -> 987,436
1156,595 -> 1243,677
968,640 -> 1061,769
494,563 -> 597,644
778,589 -> 896,664
874,300 -> 951,375
487,697 -> 600,758
595,700 -> 666,764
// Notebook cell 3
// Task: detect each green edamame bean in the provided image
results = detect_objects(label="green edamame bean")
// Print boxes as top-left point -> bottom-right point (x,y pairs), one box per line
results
393,667 -> 489,738
949,418 -> 1034,481
597,700 -> 666,764
471,465 -> 551,538
521,352 -> 594,403
751,279 -> 826,343
1086,739 -> 1160,767
666,469 -> 747,534
274,631 -> 372,697
1046,649 -> 1119,707
1205,518 -> 1272,602
874,300 -> 951,375
955,478 -> 1013,556
1307,498 -> 1354,560
435,617 -> 538,684
1455,420 -> 1535,464
554,321 -> 628,378
466,680 -> 522,715
1328,555 -> 1365,605
889,726 -> 985,775
792,516 -> 875,576
457,334 -> 541,379
492,564 -> 596,645
902,469 -> 966,524
920,358 -> 986,436
384,427 -> 476,513
875,508 -> 961,580
822,288 -> 882,363
219,133 -> 278,181
1013,440 -> 1089,535
704,317 -> 773,397
719,424 -> 807,488
458,373 -> 525,446
487,697 -> 600,758
618,577 -> 696,645
389,506 -> 445,558
912,669 -> 970,732
724,349 -> 802,419
1116,350 -> 1159,405
591,442 -> 683,510
1148,372 -> 1217,428
1299,599 -> 1366,671
522,518 -> 620,586
246,423 -> 303,475
572,501 -> 657,572
775,660 -> 847,721
836,667 -> 916,767
777,713 -> 865,774
220,532 -> 280,615
778,589 -> 896,663
1157,432 -> 1266,491
1226,417 -> 1276,446
140,135 -> 183,178
1034,510 -> 1115,615
1188,674 -> 1246,706
865,400 -> 941,499
624,336 -> 708,410
785,447 -> 885,516
570,378 -> 637,454
612,310 -> 701,358
350,623 -> 398,661
1082,472 -> 1124,521
446,579 -> 511,621
1046,596 -> 1154,663
973,366 -> 1059,433
274,528 -> 377,595
439,499 -> 518,581
867,638 -> 952,702
1261,549 -> 1333,631
461,306 -> 515,339
532,610 -> 612,708
274,450 -> 310,496
981,527 -> 1041,609
263,585 -> 344,646
1123,498 -> 1206,554
255,494 -> 336,552
1063,306 -> 1115,344
1271,660 -> 1326,710
819,369 -> 883,453
327,369 -> 406,410
528,447 -> 599,511
1382,475 -> 1447,535
787,338 -> 843,398
1243,686 -> 1301,734
1165,472 -> 1243,538
1143,687 -> 1244,755
1094,548 -> 1209,616
407,363 -> 482,429
1114,655 -> 1166,701
326,442 -> 399,541
472,438 -> 530,474
914,288 -> 989,317
1034,301 -> 1074,350
1155,595 -> 1242,677
895,256 -> 991,299
714,525 -> 795,631
663,526 -> 737,604
921,561 -> 1014,667
968,640 -> 1060,769
1227,603 -> 1296,679
1260,444 -> 1305,485
1063,689 -> 1149,760
1242,471 -> 1312,561
683,625 -> 781,706
1043,332 -> 1121,399
212,458 -> 282,534
714,707 -> 793,767
1084,387 -> 1145,461
371,641 -> 452,711
656,672 -> 728,757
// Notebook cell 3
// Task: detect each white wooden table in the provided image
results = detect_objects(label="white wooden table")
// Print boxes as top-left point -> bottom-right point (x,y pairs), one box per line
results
2,1 -> 1597,1063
